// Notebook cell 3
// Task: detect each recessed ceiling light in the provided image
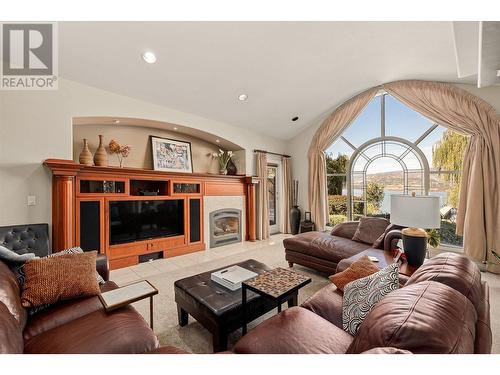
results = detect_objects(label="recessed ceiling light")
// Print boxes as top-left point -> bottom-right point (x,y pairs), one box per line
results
238,94 -> 248,101
216,139 -> 220,143
142,51 -> 157,64
291,116 -> 299,122
113,119 -> 120,124
173,127 -> 178,130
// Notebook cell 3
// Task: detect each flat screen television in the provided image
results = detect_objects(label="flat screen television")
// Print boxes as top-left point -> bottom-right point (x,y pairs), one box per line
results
109,199 -> 184,245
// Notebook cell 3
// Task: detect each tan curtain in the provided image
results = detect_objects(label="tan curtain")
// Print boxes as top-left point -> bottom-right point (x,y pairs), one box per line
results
282,157 -> 292,233
308,87 -> 379,230
255,152 -> 270,240
383,80 -> 500,273
308,79 -> 500,272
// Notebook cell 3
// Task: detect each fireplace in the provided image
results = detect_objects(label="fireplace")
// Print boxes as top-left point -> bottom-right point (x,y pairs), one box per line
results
209,208 -> 242,248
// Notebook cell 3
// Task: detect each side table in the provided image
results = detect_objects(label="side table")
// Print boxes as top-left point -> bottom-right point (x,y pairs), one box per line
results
99,280 -> 158,329
241,267 -> 311,335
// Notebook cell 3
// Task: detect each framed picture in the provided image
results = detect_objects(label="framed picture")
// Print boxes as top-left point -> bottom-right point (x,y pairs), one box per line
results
150,136 -> 193,173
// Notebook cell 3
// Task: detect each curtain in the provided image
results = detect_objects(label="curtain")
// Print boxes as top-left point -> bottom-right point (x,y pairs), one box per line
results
308,87 -> 379,230
383,80 -> 500,273
308,79 -> 500,273
282,157 -> 292,233
255,152 -> 270,240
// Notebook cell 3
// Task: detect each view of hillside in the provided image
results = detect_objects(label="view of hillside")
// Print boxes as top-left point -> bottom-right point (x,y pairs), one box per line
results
366,171 -> 450,191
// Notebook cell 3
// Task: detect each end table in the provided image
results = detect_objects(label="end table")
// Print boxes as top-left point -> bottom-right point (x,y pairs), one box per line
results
241,268 -> 311,335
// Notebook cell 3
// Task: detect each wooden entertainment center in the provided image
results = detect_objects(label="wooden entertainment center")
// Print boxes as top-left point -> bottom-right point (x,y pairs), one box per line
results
44,159 -> 257,270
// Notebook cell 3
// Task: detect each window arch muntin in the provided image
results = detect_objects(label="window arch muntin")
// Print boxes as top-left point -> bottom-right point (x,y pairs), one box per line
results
346,136 -> 430,219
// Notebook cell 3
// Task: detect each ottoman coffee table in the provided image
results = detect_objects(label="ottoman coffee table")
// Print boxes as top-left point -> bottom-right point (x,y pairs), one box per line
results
174,259 -> 300,352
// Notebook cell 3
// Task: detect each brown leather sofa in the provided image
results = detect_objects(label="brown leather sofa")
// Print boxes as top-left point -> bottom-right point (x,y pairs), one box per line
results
232,252 -> 492,354
284,220 -> 402,274
0,255 -> 184,354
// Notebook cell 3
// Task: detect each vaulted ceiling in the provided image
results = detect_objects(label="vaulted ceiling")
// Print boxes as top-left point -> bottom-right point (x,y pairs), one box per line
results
59,22 -> 488,140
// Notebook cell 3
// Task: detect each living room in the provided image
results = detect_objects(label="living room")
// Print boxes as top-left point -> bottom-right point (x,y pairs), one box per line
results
1,1 -> 500,372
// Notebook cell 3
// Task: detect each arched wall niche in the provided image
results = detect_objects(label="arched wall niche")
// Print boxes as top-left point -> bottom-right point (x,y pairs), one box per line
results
72,116 -> 246,174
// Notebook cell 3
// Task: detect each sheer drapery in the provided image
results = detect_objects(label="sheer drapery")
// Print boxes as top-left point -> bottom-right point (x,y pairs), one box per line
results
282,157 -> 292,234
255,152 -> 270,240
308,80 -> 500,272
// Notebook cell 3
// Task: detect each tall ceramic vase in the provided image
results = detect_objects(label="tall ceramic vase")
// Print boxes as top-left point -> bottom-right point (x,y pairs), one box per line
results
93,135 -> 108,167
290,205 -> 301,235
78,139 -> 93,166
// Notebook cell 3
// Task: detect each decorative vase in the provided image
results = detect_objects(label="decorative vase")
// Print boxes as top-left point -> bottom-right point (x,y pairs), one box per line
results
219,168 -> 228,175
78,139 -> 93,166
93,135 -> 108,167
290,205 -> 301,235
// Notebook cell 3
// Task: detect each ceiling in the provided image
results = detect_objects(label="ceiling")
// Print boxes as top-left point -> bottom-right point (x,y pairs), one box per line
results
59,22 -> 477,140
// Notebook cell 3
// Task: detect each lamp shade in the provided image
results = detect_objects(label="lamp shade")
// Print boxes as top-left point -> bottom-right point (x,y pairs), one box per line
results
390,194 -> 441,229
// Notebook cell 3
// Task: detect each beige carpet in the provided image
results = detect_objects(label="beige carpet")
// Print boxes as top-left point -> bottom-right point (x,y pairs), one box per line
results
109,234 -> 500,354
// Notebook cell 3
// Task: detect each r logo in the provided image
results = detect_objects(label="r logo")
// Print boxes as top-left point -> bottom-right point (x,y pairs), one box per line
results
2,23 -> 53,76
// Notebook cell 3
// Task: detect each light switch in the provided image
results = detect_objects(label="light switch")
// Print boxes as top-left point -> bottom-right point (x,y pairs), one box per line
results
27,195 -> 36,206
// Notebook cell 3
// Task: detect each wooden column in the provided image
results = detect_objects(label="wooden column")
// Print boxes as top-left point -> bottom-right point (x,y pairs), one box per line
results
52,175 -> 75,251
245,177 -> 258,241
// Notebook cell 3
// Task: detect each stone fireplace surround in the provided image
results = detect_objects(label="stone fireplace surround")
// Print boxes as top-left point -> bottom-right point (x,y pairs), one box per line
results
204,196 -> 246,249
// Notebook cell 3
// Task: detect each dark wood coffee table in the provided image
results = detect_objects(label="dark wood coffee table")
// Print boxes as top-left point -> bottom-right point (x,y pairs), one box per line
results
174,259 -> 298,352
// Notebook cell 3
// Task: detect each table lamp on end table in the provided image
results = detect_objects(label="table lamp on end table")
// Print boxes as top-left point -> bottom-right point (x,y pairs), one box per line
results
390,193 -> 441,267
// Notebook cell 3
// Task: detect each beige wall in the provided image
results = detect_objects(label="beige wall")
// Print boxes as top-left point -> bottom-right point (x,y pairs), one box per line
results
0,78 -> 286,229
286,83 -> 500,211
73,124 -> 245,174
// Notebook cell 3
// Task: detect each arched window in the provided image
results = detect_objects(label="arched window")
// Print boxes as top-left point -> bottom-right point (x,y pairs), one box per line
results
326,93 -> 466,248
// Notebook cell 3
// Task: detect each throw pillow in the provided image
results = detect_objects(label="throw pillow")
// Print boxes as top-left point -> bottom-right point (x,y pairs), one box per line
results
21,251 -> 101,309
351,217 -> 390,245
372,224 -> 403,250
342,263 -> 399,336
49,247 -> 105,284
0,245 -> 37,264
329,256 -> 380,292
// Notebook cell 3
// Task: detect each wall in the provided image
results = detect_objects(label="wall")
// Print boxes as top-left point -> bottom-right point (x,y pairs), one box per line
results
286,83 -> 500,213
0,78 -> 286,228
73,124 -> 246,174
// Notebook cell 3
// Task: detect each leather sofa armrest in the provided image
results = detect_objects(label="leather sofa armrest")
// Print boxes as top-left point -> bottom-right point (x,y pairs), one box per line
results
384,229 -> 403,252
96,254 -> 109,282
330,221 -> 359,239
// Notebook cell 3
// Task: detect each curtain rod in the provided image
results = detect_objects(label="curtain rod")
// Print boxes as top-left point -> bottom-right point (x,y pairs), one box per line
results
254,149 -> 291,158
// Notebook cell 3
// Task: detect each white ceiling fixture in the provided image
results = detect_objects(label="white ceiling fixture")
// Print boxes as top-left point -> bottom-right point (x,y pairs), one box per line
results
238,94 -> 248,101
113,119 -> 120,124
215,139 -> 220,143
142,51 -> 157,64
173,126 -> 178,130
59,22 -> 471,140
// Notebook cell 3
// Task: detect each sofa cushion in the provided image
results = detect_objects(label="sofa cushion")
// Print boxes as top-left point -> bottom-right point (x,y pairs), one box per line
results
301,284 -> 344,329
329,255 -> 380,292
23,281 -> 118,341
352,217 -> 390,245
347,281 -> 477,354
0,261 -> 27,329
0,302 -> 23,354
233,307 -> 353,354
372,224 -> 402,249
21,251 -> 101,309
24,305 -> 159,354
405,252 -> 483,312
342,263 -> 399,335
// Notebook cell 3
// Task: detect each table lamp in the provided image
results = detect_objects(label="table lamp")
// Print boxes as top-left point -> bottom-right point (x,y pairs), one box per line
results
390,193 -> 441,266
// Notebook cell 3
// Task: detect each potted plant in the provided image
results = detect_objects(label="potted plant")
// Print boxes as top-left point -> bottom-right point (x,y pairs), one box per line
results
212,149 -> 233,175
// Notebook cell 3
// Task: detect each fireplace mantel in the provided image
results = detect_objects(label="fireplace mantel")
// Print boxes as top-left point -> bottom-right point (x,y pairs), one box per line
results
44,159 -> 257,269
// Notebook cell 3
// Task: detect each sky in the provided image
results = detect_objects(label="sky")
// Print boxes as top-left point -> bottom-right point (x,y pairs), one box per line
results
326,94 -> 445,174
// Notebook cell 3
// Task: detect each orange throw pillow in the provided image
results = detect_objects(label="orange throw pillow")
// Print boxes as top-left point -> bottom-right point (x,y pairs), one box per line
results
21,251 -> 100,308
329,256 -> 380,292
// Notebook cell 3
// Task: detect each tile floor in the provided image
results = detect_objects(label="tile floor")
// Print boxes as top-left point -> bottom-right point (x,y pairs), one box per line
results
109,234 -> 500,354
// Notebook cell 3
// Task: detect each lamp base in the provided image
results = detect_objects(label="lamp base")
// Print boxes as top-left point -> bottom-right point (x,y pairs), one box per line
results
402,227 -> 427,267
